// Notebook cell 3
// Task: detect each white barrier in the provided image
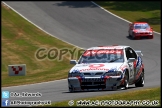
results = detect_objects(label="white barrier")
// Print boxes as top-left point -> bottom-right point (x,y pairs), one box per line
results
8,64 -> 26,76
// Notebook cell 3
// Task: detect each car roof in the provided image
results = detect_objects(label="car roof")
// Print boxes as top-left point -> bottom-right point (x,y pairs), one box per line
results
133,22 -> 148,24
86,45 -> 129,50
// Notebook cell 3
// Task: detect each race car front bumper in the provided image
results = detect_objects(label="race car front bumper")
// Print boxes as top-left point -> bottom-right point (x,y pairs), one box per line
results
68,76 -> 123,91
134,33 -> 153,37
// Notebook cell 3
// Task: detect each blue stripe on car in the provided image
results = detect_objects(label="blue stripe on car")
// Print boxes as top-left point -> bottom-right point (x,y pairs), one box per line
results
136,57 -> 142,68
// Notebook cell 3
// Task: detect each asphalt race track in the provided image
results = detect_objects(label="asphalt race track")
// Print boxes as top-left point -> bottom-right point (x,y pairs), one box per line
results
2,1 -> 161,104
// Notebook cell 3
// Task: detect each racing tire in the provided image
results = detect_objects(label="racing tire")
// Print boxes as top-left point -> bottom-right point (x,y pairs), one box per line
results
124,74 -> 129,89
135,72 -> 144,87
120,73 -> 129,90
132,35 -> 134,39
69,86 -> 74,93
128,33 -> 131,37
132,34 -> 136,40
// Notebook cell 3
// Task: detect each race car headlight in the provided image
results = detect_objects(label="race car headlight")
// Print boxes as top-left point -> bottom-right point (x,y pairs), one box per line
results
68,73 -> 81,77
133,32 -> 139,34
149,32 -> 152,34
104,71 -> 122,76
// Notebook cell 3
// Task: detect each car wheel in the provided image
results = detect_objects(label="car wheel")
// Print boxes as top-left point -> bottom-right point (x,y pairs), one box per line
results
121,72 -> 129,90
128,33 -> 131,37
69,86 -> 74,93
132,34 -> 135,40
135,72 -> 144,87
124,74 -> 129,89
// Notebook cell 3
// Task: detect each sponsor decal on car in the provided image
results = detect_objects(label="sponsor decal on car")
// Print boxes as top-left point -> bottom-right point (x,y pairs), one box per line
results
80,68 -> 109,72
83,49 -> 123,56
89,64 -> 104,68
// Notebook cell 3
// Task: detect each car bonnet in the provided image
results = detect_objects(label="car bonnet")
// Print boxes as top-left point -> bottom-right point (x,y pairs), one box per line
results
69,63 -> 124,73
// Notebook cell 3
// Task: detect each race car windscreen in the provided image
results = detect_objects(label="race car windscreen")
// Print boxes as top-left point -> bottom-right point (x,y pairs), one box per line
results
78,49 -> 124,64
134,23 -> 150,29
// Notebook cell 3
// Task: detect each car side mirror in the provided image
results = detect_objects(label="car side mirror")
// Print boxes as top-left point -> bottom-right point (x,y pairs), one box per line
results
128,58 -> 135,63
70,60 -> 77,64
151,27 -> 153,29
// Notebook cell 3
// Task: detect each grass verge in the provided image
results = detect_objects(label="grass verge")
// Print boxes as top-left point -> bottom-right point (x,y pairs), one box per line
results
95,1 -> 161,33
44,87 -> 161,107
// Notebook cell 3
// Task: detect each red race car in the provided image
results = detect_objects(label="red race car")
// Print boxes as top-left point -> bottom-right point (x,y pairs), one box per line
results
128,22 -> 153,39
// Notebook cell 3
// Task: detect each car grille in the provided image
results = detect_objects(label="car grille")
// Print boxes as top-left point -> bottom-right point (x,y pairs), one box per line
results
81,72 -> 105,89
83,73 -> 91,75
139,32 -> 149,34
81,80 -> 105,89
81,81 -> 105,85
83,72 -> 104,77
81,85 -> 106,89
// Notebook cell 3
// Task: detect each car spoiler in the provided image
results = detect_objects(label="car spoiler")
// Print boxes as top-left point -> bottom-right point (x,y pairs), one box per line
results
135,50 -> 143,56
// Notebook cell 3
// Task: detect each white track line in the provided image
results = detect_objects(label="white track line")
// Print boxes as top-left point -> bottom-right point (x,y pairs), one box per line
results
2,1 -> 160,88
91,1 -> 161,35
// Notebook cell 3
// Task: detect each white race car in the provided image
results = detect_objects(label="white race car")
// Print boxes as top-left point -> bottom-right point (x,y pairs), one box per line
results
68,45 -> 144,92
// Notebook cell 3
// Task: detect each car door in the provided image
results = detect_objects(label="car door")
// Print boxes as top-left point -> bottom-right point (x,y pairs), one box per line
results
125,47 -> 137,82
129,48 -> 138,80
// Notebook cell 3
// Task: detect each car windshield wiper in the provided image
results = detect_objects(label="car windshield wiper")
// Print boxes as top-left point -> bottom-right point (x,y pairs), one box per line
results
109,58 -> 121,63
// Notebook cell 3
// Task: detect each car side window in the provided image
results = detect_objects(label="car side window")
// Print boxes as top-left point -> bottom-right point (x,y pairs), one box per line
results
125,48 -> 137,60
125,48 -> 132,60
129,48 -> 137,59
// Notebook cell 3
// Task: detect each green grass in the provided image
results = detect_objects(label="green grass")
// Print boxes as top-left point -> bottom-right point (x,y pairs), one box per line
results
44,87 -> 161,107
1,4 -> 82,87
95,1 -> 161,33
